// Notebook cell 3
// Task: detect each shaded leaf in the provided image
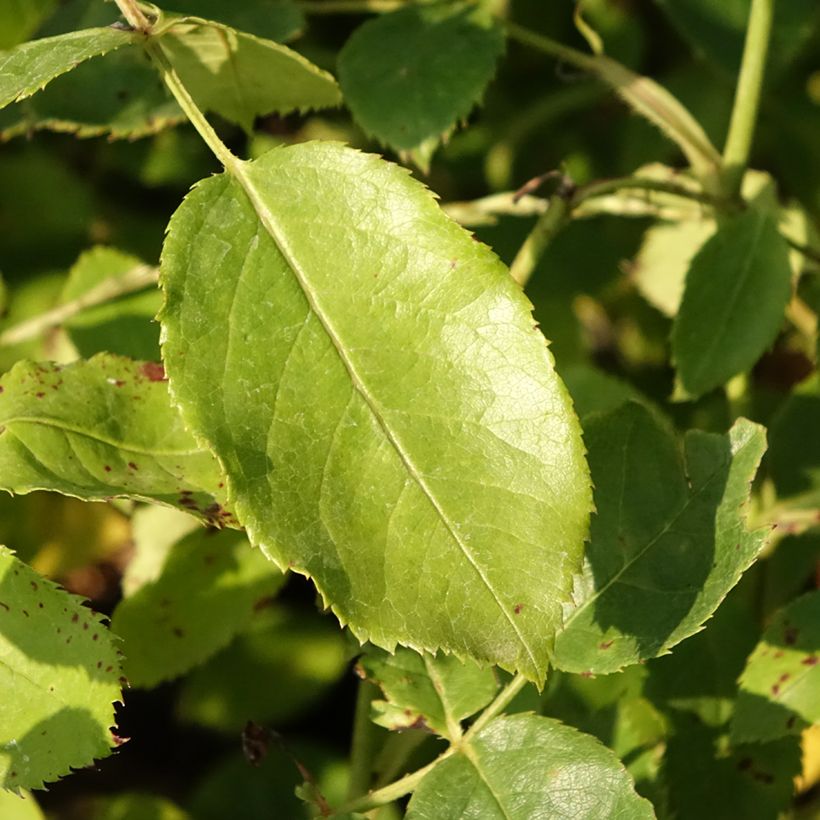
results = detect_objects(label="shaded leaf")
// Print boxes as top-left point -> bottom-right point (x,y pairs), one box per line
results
0,788 -> 44,819
672,206 -> 792,398
158,16 -> 341,131
0,27 -> 135,111
0,355 -> 235,526
554,402 -> 767,674
159,141 -> 591,683
164,0 -> 304,43
61,247 -> 161,361
178,607 -> 348,731
357,645 -> 497,739
732,591 -> 820,744
112,529 -> 282,687
560,363 -> 650,419
338,2 -> 503,168
0,547 -> 122,790
406,714 -> 654,819
0,0 -> 56,49
662,713 -> 800,820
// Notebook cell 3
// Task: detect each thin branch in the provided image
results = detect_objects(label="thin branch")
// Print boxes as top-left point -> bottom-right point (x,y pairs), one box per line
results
463,672 -> 529,741
0,265 -> 158,348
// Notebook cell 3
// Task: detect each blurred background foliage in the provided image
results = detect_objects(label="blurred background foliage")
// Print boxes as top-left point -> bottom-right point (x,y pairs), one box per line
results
2,0 -> 820,817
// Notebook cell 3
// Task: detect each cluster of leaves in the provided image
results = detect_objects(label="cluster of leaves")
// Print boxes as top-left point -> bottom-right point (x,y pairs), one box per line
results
1,0 -> 820,817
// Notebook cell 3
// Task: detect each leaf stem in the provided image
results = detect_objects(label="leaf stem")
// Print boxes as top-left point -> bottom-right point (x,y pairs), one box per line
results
0,265 -> 158,348
463,672 -> 529,740
721,0 -> 775,201
113,0 -> 152,31
509,183 -> 573,288
571,175 -> 716,209
347,680 -> 382,801
505,21 -> 721,184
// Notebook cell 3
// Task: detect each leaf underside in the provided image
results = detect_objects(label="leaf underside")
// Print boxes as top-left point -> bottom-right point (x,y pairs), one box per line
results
554,402 -> 767,674
0,547 -> 122,791
159,141 -> 591,683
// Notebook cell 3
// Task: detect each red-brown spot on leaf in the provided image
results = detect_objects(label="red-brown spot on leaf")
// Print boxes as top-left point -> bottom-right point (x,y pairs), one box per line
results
141,362 -> 166,382
599,640 -> 614,649
513,603 -> 523,615
802,656 -> 818,666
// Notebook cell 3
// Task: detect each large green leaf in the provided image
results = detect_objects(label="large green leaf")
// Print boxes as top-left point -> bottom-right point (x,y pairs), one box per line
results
671,206 -> 792,398
158,16 -> 341,131
112,529 -> 282,687
338,2 -> 504,169
159,141 -> 591,683
0,547 -> 122,790
0,355 -> 235,526
61,247 -> 161,361
0,27 -> 135,111
406,714 -> 654,819
731,591 -> 820,744
554,402 -> 767,674
653,0 -> 820,80
357,645 -> 498,739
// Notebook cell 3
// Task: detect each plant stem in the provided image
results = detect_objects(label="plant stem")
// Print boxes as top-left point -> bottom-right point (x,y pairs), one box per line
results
572,176 -> 716,209
347,680 -> 381,801
113,0 -> 152,31
509,189 -> 572,288
0,265 -> 158,347
505,21 -> 721,184
463,672 -> 529,740
721,0 -> 775,201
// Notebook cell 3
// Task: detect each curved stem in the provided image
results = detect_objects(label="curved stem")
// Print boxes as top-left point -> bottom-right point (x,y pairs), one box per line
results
113,0 -> 152,31
0,265 -> 158,347
572,176 -> 717,209
721,0 -> 775,200
463,672 -> 529,740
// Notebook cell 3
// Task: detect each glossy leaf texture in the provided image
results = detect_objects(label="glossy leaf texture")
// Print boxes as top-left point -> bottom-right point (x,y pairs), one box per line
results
0,355 -> 235,526
111,529 -> 283,687
357,645 -> 497,739
159,141 -> 592,683
671,206 -> 792,398
0,27 -> 135,110
406,714 -> 655,819
61,247 -> 161,361
0,547 -> 122,790
338,1 -> 504,168
554,402 -> 767,674
731,591 -> 820,744
158,15 -> 341,131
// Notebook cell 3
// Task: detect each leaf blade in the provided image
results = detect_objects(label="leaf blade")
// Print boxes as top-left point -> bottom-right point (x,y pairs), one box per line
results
159,142 -> 592,683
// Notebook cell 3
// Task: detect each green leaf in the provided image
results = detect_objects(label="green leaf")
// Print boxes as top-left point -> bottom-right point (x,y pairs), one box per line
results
112,529 -> 282,687
0,547 -> 122,790
178,607 -> 349,731
60,247 -> 161,361
164,0 -> 304,43
653,0 -> 820,80
338,2 -> 504,168
0,0 -> 57,50
89,794 -> 189,820
768,385 -> 820,503
121,505 -> 199,597
560,363 -> 650,419
554,402 -> 767,674
357,646 -> 498,739
0,27 -> 136,111
671,206 -> 792,398
159,141 -> 592,683
662,713 -> 800,820
158,16 -> 341,131
0,46 -> 183,141
731,591 -> 820,744
406,714 -> 655,819
0,788 -> 44,819
0,355 -> 235,527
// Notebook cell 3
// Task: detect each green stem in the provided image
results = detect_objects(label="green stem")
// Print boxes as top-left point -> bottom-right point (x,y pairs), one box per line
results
0,265 -> 158,347
509,188 -> 572,287
721,0 -> 775,201
572,175 -> 716,209
505,21 -> 721,185
463,673 -> 529,740
347,680 -> 381,801
114,0 -> 152,31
